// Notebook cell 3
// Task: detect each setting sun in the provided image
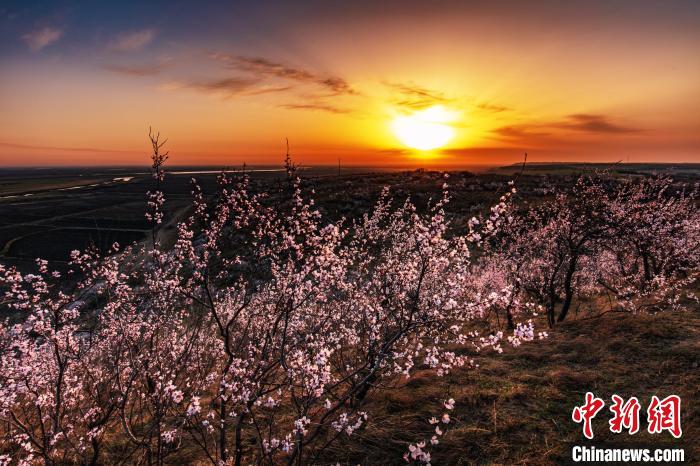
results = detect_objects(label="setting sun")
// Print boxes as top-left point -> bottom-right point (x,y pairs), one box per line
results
391,106 -> 457,151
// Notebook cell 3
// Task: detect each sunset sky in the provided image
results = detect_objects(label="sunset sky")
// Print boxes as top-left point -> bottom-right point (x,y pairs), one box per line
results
1,0 -> 699,167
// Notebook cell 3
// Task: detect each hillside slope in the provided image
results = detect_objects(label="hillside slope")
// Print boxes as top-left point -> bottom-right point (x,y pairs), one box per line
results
327,310 -> 699,464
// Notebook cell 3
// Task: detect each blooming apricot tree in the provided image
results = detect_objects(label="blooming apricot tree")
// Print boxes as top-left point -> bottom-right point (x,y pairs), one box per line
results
1,134 -> 696,465
490,172 -> 699,327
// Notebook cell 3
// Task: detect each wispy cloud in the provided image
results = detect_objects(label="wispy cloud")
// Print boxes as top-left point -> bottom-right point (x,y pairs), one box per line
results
0,141 -> 132,154
227,55 -> 314,81
553,114 -> 640,133
315,77 -> 355,95
103,62 -> 170,76
475,102 -> 511,113
186,77 -> 260,95
280,103 -> 349,114
166,76 -> 292,98
494,113 -> 640,143
494,125 -> 552,140
22,26 -> 63,51
210,53 -> 356,95
386,82 -> 451,110
108,29 -> 156,52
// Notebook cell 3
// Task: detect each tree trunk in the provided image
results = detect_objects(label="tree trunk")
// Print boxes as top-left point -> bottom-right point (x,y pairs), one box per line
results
506,308 -> 515,330
233,411 -> 245,466
546,302 -> 555,328
546,275 -> 558,328
642,251 -> 652,287
353,368 -> 378,406
220,399 -> 228,464
89,437 -> 100,466
557,255 -> 578,322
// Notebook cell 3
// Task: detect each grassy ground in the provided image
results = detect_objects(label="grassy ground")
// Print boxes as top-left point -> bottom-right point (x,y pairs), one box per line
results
325,309 -> 699,465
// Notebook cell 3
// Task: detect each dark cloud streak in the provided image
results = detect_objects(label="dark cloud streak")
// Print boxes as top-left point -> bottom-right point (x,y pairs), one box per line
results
494,126 -> 552,139
554,114 -> 640,133
493,114 -> 641,143
0,141 -> 134,154
280,103 -> 349,114
183,77 -> 293,97
103,62 -> 170,76
385,82 -> 452,110
475,102 -> 511,113
210,53 -> 356,95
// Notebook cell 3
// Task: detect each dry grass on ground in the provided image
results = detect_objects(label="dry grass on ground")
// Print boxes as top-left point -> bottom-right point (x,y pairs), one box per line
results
325,309 -> 699,465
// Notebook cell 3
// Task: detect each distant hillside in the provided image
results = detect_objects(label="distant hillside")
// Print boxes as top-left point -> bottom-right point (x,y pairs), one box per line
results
492,162 -> 700,177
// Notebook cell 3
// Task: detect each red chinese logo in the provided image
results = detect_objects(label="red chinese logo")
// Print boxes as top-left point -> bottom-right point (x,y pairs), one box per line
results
609,394 -> 641,435
647,395 -> 682,438
572,392 -> 605,439
572,393 -> 681,439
